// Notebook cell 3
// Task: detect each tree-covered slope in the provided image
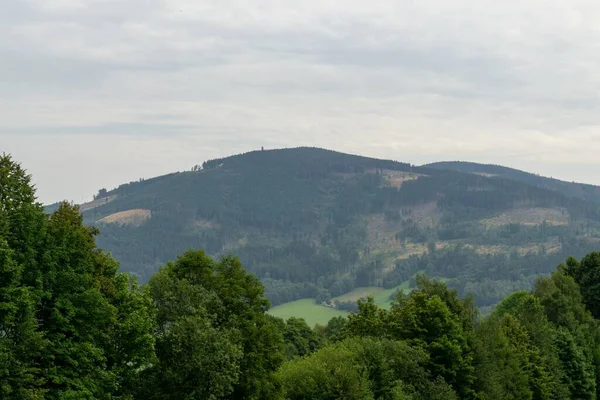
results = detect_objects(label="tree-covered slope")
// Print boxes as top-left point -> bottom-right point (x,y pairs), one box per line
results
425,161 -> 600,203
76,147 -> 600,307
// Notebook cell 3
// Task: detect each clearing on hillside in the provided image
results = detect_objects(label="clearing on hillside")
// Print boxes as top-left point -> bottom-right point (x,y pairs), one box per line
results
482,207 -> 570,227
382,170 -> 424,188
464,239 -> 562,256
99,209 -> 151,227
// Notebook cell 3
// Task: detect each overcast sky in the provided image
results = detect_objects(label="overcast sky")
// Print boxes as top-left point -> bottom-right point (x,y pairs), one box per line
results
3,0 -> 600,204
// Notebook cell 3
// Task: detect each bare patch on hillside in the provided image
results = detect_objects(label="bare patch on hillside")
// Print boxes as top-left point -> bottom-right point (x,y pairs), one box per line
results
366,203 -> 441,250
366,214 -> 403,251
365,169 -> 425,189
394,244 -> 430,258
194,219 -> 220,230
80,195 -> 117,212
383,171 -> 424,188
410,202 -> 442,227
334,169 -> 424,188
365,207 -> 448,277
99,209 -> 151,226
581,237 -> 600,246
482,208 -> 569,227
464,239 -> 562,256
472,172 -> 498,178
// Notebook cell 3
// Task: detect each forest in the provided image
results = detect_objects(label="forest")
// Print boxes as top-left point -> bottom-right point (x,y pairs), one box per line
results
5,153 -> 600,399
68,147 -> 600,311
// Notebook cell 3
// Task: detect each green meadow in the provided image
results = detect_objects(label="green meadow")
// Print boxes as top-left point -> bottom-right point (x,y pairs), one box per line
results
332,280 -> 412,309
269,281 -> 414,326
269,299 -> 348,327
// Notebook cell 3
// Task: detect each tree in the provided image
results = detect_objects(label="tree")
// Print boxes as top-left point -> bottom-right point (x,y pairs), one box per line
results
275,317 -> 321,359
0,240 -> 46,399
277,340 -> 374,400
553,328 -> 596,400
344,296 -> 388,339
0,155 -> 46,398
315,315 -> 348,343
475,314 -> 533,400
277,337 -> 458,400
493,291 -> 571,399
388,278 -> 477,399
93,253 -> 156,398
28,203 -> 154,399
142,250 -> 285,399
0,155 -> 155,399
533,270 -> 600,399
563,253 -> 600,319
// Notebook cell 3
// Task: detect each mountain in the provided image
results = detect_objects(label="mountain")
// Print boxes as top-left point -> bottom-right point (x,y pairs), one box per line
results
74,147 -> 600,308
426,161 -> 600,203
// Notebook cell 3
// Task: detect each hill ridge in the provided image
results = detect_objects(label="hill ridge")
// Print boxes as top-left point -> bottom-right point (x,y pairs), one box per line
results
425,160 -> 600,204
45,147 -> 600,310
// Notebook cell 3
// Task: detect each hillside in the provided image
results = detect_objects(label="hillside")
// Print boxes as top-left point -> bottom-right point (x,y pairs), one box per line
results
77,147 -> 600,308
426,161 -> 600,203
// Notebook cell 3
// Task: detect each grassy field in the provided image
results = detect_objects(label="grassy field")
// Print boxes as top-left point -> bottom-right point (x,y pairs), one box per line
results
269,281 -> 417,326
332,281 -> 412,310
269,299 -> 348,327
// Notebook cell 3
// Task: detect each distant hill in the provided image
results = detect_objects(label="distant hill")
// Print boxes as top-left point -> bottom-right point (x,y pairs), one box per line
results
63,147 -> 600,309
425,161 -> 600,203
43,201 -> 62,214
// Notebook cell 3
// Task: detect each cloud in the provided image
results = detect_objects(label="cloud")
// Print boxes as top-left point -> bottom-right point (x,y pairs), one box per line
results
3,0 -> 600,203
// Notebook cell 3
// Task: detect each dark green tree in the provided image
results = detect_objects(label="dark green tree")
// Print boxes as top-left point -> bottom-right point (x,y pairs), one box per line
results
388,278 -> 477,399
563,253 -> 600,319
0,155 -> 155,399
142,250 -> 285,399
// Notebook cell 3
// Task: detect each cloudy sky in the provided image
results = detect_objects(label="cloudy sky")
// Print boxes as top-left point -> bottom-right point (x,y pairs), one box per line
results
3,0 -> 600,204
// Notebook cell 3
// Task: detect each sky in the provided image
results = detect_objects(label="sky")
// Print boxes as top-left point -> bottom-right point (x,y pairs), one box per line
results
3,0 -> 600,204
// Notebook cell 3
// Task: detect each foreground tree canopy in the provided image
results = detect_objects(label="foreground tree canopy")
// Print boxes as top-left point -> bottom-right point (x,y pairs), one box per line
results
4,153 -> 600,399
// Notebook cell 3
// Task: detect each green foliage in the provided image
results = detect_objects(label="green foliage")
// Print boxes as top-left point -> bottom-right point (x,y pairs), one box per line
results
341,278 -> 477,399
0,244 -> 46,399
389,281 -> 477,399
279,317 -> 321,359
554,327 -> 596,399
277,340 -> 375,400
141,250 -> 285,400
277,337 -> 459,400
564,253 -> 600,319
345,296 -> 389,338
474,314 -> 533,400
0,155 -> 155,399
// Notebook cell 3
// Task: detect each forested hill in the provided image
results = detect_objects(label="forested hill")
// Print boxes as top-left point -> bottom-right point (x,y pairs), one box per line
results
9,147 -> 600,399
426,161 -> 600,203
73,147 -> 600,308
